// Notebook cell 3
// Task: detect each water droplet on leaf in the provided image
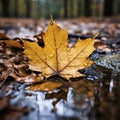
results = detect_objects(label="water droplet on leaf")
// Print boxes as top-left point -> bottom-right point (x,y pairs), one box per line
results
84,63 -> 88,66
42,65 -> 45,68
75,64 -> 79,67
49,54 -> 54,58
67,48 -> 70,51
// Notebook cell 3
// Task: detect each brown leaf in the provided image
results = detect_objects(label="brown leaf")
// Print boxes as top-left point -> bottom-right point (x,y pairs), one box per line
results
0,33 -> 9,40
0,40 -> 23,49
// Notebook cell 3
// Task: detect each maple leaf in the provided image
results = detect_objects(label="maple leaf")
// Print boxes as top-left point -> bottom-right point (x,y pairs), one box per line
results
23,20 -> 95,80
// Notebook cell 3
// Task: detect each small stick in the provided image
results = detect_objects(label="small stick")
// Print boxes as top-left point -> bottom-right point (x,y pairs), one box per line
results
0,78 -> 7,89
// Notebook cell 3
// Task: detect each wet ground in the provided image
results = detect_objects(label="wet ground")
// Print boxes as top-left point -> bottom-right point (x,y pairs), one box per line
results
0,18 -> 120,120
1,73 -> 120,120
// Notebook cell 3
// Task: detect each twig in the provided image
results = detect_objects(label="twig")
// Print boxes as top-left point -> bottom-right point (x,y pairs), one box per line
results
0,68 -> 13,89
0,79 -> 7,89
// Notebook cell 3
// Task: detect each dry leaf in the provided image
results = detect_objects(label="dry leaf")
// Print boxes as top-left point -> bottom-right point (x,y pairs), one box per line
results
0,40 -> 23,49
23,20 -> 95,80
0,33 -> 9,40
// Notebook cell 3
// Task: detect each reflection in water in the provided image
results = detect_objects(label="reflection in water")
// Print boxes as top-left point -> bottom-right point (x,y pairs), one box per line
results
56,88 -> 92,118
91,73 -> 120,120
67,88 -> 92,115
109,72 -> 118,93
25,87 -> 93,120
24,74 -> 120,120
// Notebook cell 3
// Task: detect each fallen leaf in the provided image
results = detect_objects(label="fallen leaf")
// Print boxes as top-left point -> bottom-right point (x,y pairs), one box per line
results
34,32 -> 45,48
23,19 -> 95,80
0,33 -> 9,40
0,40 -> 23,49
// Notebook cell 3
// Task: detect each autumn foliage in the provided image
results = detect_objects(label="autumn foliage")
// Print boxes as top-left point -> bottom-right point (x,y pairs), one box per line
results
23,19 -> 95,80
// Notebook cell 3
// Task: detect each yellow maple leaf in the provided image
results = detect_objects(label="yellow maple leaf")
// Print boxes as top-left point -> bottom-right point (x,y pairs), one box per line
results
23,20 -> 95,80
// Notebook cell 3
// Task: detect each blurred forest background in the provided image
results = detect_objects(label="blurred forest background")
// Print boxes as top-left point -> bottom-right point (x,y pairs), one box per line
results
0,0 -> 120,19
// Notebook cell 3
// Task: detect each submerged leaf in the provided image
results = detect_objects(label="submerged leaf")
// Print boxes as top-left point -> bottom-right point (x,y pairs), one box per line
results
23,20 -> 95,80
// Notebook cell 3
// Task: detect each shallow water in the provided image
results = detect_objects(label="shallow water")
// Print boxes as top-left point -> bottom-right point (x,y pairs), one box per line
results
9,72 -> 119,120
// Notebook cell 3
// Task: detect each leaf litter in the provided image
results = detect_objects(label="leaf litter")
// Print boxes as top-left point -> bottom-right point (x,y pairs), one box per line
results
0,18 -> 120,120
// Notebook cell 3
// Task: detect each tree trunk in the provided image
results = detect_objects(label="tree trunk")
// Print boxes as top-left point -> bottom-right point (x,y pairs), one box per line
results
69,0 -> 74,18
25,0 -> 31,18
37,0 -> 41,18
104,0 -> 113,16
14,0 -> 19,17
63,0 -> 68,18
1,0 -> 10,17
84,0 -> 92,16
117,1 -> 120,14
77,0 -> 81,16
81,0 -> 85,16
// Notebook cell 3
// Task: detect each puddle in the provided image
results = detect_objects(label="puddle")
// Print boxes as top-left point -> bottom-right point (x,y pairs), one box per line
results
14,73 -> 119,120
